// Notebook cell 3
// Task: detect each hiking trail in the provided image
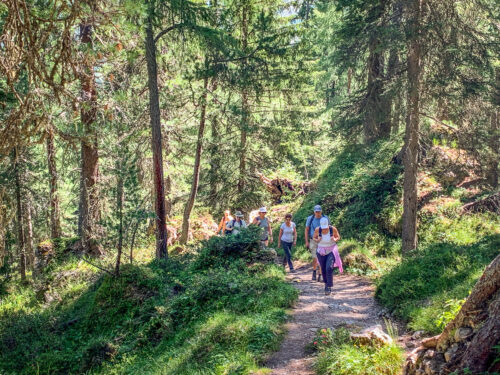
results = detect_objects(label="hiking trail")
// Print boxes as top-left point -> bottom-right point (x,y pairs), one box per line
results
266,263 -> 386,375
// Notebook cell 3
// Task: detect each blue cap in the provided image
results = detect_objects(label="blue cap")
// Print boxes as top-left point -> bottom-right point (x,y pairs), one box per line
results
313,205 -> 322,212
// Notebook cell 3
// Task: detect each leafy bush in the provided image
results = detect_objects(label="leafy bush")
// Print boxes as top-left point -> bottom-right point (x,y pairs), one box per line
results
313,327 -> 404,375
376,234 -> 499,333
0,233 -> 298,374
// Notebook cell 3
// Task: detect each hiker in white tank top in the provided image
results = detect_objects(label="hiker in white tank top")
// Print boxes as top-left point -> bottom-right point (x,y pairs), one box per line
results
313,217 -> 342,295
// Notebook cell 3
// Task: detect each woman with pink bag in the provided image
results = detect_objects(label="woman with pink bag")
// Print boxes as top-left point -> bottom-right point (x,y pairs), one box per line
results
313,217 -> 343,295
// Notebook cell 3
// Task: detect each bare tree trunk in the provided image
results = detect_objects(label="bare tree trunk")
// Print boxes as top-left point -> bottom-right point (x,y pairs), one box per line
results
487,67 -> 499,189
46,126 -> 61,238
387,1 -> 403,135
364,0 -> 390,143
14,149 -> 26,282
208,78 -> 220,212
347,67 -> 352,96
238,2 -> 250,195
115,175 -> 124,275
145,14 -> 168,259
79,20 -> 101,256
24,198 -> 34,268
180,76 -> 209,244
130,220 -> 139,263
402,0 -> 422,254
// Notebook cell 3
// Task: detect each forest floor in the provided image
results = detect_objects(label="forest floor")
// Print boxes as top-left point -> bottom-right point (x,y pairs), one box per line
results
265,262 -> 388,375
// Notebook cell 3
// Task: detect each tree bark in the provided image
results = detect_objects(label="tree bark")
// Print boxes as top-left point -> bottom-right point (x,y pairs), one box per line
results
402,0 -> 422,254
24,198 -> 34,268
238,2 -> 250,194
387,0 -> 403,134
487,67 -> 499,189
145,14 -> 168,259
115,175 -> 124,275
79,20 -> 101,256
46,126 -> 61,238
14,149 -> 26,282
180,76 -> 209,244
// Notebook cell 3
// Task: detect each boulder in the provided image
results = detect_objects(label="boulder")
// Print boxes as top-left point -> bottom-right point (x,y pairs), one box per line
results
421,335 -> 439,348
350,325 -> 392,346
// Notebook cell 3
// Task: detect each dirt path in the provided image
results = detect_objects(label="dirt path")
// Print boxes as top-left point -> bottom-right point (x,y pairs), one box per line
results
266,263 -> 385,375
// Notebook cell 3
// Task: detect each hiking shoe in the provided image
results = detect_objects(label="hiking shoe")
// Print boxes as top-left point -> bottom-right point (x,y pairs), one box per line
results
317,274 -> 322,282
312,270 -> 316,280
325,287 -> 332,295
289,268 -> 295,273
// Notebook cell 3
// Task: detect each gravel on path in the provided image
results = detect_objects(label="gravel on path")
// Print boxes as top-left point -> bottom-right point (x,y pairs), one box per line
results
265,263 -> 384,375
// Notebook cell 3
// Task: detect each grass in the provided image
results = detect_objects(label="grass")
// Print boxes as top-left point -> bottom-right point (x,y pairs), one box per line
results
313,327 -> 404,375
0,228 -> 298,374
288,138 -> 499,335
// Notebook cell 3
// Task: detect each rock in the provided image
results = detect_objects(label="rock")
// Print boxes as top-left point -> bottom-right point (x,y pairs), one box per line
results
444,343 -> 459,362
421,335 -> 439,348
406,341 -> 417,349
454,327 -> 473,342
350,326 -> 392,346
412,330 -> 425,340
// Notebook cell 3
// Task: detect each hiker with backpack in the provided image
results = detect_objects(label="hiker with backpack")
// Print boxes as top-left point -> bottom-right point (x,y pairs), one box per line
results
305,205 -> 329,282
225,211 -> 247,235
313,217 -> 341,295
217,210 -> 234,235
252,207 -> 272,248
278,213 -> 296,272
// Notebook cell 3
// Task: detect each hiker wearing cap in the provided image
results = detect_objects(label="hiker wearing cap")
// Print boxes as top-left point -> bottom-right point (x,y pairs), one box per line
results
218,210 -> 234,235
305,205 -> 329,281
225,211 -> 247,235
278,213 -> 296,272
313,217 -> 341,295
252,207 -> 272,248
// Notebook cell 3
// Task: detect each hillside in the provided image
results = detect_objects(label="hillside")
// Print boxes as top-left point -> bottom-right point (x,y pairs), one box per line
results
290,138 -> 499,335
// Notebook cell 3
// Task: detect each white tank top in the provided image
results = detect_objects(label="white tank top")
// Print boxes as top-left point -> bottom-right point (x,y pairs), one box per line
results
318,229 -> 334,247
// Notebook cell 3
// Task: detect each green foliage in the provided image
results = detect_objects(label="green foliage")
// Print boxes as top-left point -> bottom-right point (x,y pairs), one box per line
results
0,234 -> 297,374
376,234 -> 499,333
435,298 -> 466,331
313,327 -> 404,375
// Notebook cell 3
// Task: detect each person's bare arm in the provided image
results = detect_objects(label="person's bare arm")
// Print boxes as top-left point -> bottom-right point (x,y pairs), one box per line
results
278,228 -> 283,247
305,226 -> 310,247
332,226 -> 340,242
313,227 -> 320,242
293,226 -> 297,245
217,218 -> 224,233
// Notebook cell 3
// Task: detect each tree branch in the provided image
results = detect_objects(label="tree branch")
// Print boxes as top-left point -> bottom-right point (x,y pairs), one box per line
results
154,24 -> 183,44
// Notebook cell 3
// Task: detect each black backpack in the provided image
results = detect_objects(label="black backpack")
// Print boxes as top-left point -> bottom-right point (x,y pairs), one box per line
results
318,226 -> 333,237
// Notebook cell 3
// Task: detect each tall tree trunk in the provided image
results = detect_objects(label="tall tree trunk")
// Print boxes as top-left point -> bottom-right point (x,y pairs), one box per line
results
145,14 -> 168,259
24,198 -> 34,268
364,0 -> 390,143
387,1 -> 403,134
487,67 -> 499,189
115,174 -> 124,275
347,67 -> 352,96
402,0 -> 422,254
209,110 -> 220,211
46,127 -> 61,238
14,149 -> 26,282
238,2 -> 250,194
180,76 -> 209,244
79,20 -> 101,256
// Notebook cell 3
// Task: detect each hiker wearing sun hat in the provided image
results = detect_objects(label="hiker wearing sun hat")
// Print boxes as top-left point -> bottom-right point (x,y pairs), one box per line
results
252,207 -> 272,248
305,205 -> 329,281
225,211 -> 247,235
313,217 -> 341,295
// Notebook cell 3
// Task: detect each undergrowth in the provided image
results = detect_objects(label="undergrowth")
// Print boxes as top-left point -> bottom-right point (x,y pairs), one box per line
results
0,227 -> 298,374
291,139 -> 499,334
313,327 -> 404,375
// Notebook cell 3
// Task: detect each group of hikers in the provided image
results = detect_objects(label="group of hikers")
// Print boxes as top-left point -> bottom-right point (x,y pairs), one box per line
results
216,205 -> 343,295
